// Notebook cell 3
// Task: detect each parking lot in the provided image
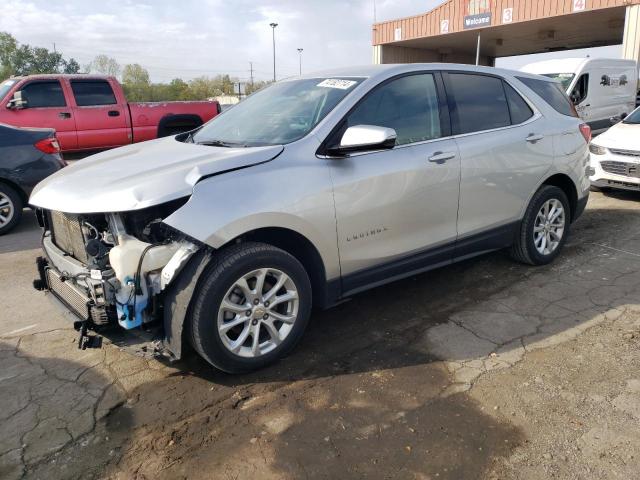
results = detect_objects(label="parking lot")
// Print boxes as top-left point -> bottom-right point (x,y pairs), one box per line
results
1,189 -> 639,480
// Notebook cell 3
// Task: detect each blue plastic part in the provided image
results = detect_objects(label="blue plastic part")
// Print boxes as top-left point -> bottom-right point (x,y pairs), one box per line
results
116,276 -> 147,330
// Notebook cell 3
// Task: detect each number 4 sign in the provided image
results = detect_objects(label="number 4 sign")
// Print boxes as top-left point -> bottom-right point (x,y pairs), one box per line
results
573,0 -> 586,12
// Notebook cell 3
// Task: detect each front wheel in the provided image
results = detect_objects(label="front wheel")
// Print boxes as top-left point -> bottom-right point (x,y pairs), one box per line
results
189,242 -> 312,373
510,185 -> 570,266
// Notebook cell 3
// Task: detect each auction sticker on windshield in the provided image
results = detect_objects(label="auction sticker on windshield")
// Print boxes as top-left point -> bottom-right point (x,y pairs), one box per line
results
317,79 -> 357,89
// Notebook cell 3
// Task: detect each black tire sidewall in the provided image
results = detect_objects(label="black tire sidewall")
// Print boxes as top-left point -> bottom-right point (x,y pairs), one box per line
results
190,245 -> 312,373
0,183 -> 23,235
524,186 -> 570,265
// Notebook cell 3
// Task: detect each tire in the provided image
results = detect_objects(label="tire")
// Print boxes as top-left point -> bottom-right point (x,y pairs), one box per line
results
189,241 -> 312,373
0,183 -> 23,236
510,185 -> 570,266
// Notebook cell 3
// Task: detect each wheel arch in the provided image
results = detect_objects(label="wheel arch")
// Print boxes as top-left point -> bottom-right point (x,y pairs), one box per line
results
157,114 -> 204,138
0,177 -> 28,206
223,226 -> 336,309
541,173 -> 578,221
162,227 -> 338,361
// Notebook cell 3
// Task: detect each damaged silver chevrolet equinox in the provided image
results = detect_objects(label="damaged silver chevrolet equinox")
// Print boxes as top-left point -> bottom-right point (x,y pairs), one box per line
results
31,64 -> 591,373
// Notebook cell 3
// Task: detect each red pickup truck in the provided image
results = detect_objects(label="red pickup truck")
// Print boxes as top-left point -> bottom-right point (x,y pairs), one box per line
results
0,74 -> 221,153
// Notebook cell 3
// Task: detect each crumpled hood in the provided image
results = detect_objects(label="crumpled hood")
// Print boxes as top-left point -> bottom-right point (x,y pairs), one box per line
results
30,136 -> 283,213
593,122 -> 640,151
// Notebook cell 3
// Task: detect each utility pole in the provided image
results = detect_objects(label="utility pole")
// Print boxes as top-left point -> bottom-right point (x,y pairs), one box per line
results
475,32 -> 481,65
249,61 -> 254,88
297,48 -> 303,75
270,22 -> 278,82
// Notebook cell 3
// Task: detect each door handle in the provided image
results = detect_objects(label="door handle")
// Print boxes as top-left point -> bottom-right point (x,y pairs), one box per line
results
428,151 -> 456,164
526,133 -> 544,143
58,112 -> 71,119
108,110 -> 120,117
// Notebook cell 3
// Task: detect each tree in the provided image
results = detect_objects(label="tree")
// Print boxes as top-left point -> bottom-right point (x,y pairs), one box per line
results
29,47 -> 63,74
122,64 -> 150,85
88,54 -> 120,77
63,58 -> 81,74
0,32 -> 17,79
0,31 -> 80,78
122,64 -> 151,101
246,80 -> 271,95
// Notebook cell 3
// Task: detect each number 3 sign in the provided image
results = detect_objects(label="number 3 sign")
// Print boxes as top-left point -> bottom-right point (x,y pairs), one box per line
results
502,7 -> 513,24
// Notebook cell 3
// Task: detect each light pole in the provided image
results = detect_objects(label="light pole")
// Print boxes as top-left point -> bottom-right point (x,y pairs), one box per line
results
297,48 -> 303,75
270,22 -> 278,82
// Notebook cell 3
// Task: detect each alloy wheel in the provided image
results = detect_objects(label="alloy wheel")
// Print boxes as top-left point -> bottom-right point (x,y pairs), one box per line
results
217,268 -> 299,358
533,198 -> 565,255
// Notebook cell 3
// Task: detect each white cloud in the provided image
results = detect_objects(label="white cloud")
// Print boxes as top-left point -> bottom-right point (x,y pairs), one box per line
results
0,0 -> 439,82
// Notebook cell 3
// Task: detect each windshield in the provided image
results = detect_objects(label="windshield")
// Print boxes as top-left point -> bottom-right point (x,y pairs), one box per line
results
623,107 -> 640,124
540,73 -> 575,91
191,77 -> 364,147
0,79 -> 17,101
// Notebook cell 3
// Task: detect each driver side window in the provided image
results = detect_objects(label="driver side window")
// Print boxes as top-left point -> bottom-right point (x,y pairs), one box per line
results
21,81 -> 66,108
345,74 -> 442,146
570,74 -> 589,105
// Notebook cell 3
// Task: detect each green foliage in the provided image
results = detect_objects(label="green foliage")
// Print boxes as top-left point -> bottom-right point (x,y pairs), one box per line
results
0,31 -> 274,102
0,31 -> 80,77
120,73 -> 269,102
63,58 -> 81,74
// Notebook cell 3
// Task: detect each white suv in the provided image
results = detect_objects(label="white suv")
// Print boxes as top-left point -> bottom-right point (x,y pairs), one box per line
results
31,64 -> 591,372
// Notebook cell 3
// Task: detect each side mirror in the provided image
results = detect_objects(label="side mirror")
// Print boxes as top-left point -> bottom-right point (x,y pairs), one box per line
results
610,115 -> 622,125
328,125 -> 396,156
6,91 -> 26,110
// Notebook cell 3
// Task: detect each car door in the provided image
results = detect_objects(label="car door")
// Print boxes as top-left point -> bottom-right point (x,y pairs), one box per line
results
3,80 -> 78,151
69,79 -> 130,149
327,72 -> 461,293
444,72 -> 554,257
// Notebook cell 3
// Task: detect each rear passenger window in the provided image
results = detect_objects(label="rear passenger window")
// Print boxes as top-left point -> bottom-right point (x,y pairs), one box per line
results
504,83 -> 534,124
70,80 -> 117,106
447,74 -> 510,134
21,81 -> 66,108
345,74 -> 441,145
516,76 -> 578,117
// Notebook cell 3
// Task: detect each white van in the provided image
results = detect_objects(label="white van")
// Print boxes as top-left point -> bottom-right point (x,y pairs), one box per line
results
521,58 -> 637,134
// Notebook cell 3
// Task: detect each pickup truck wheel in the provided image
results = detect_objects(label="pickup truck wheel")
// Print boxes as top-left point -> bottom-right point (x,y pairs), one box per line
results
0,183 -> 23,235
510,185 -> 570,266
189,242 -> 312,373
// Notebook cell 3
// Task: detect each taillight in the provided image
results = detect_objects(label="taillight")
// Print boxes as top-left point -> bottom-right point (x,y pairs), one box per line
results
579,123 -> 591,144
35,137 -> 61,154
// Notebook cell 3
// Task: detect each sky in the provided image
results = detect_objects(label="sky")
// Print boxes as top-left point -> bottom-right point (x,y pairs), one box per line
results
0,0 -> 623,83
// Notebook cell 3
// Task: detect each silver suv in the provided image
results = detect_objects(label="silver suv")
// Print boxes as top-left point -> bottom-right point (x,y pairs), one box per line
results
31,64 -> 591,373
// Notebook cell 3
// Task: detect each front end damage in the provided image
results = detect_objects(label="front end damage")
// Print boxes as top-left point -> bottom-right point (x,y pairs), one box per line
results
33,199 -> 201,354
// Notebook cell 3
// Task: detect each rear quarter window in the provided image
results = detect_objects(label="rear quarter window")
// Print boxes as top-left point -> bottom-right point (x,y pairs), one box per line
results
516,76 -> 577,117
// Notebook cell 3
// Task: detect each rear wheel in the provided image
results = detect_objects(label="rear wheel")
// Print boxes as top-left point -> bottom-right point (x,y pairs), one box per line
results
510,185 -> 570,265
189,242 -> 312,373
0,183 -> 23,235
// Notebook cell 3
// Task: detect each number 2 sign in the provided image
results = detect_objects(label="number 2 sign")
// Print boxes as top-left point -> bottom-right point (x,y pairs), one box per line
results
573,0 -> 586,12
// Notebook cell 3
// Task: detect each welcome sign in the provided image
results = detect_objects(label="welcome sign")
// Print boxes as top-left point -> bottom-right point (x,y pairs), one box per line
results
463,12 -> 492,29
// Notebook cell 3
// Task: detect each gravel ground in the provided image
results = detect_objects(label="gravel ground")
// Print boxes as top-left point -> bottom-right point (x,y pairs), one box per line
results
0,189 -> 639,480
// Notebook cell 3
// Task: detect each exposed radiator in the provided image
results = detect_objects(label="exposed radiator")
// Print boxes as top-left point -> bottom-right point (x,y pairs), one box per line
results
50,211 -> 89,264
